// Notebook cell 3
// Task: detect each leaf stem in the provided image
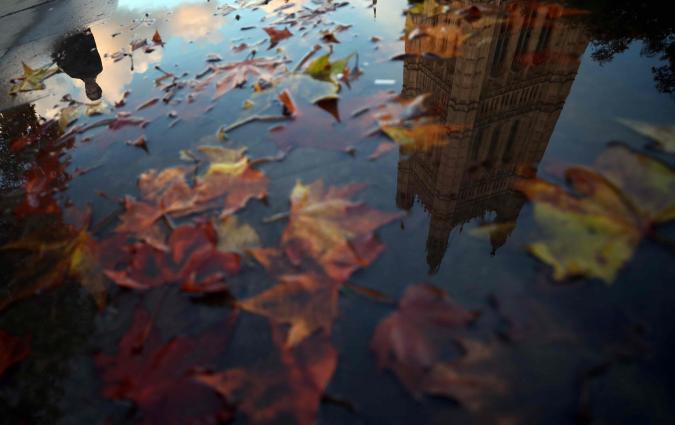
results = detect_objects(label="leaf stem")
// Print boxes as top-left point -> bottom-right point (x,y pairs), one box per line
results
293,44 -> 322,72
221,114 -> 289,134
262,211 -> 290,223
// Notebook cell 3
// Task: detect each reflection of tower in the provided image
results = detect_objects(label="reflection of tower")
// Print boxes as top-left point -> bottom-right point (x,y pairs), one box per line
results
397,0 -> 589,273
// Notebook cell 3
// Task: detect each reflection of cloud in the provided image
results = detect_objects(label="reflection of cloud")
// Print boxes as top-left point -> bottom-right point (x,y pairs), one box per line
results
90,21 -> 163,103
168,4 -> 224,43
84,1 -> 224,102
260,0 -> 308,15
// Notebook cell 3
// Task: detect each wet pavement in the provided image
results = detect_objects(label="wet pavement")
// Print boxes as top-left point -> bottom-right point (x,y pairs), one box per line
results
1,1 -> 675,424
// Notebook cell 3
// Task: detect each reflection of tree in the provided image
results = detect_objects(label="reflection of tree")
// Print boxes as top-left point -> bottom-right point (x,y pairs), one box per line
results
398,0 -> 589,273
571,0 -> 675,93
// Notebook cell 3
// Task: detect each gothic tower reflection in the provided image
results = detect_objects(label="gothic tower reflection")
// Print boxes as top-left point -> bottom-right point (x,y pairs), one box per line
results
396,0 -> 589,273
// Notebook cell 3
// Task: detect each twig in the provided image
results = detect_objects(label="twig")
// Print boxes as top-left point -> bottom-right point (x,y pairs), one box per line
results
262,211 -> 290,223
249,150 -> 288,167
221,114 -> 289,133
293,44 -> 322,72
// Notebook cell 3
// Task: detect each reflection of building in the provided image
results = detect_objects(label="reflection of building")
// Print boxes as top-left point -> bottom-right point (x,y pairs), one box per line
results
397,0 -> 589,272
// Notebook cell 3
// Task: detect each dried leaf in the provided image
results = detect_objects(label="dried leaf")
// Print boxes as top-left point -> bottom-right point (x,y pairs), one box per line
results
618,118 -> 675,154
515,145 -> 675,283
263,27 -> 293,48
240,273 -> 340,347
0,209 -> 107,311
152,30 -> 163,45
304,52 -> 353,83
106,221 -> 240,293
371,284 -> 503,408
0,330 -> 31,377
196,333 -> 336,425
9,62 -> 60,94
368,141 -> 396,160
215,215 -> 260,255
96,308 -> 236,425
279,180 -> 401,281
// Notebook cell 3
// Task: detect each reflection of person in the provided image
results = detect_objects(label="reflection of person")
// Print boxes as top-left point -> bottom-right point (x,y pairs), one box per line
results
52,29 -> 103,100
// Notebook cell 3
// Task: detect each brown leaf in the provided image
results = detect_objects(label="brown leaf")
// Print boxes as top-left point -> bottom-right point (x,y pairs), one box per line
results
1,208 -> 107,311
279,180 -> 401,281
96,308 -> 236,425
371,283 -> 506,409
263,27 -> 293,48
196,333 -> 336,425
106,221 -> 240,293
0,330 -> 31,377
277,89 -> 298,117
240,273 -> 340,347
152,30 -> 163,45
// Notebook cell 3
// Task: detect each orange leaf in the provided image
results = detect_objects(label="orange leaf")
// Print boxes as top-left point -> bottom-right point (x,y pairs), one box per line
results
196,333 -> 336,425
96,308 -> 237,425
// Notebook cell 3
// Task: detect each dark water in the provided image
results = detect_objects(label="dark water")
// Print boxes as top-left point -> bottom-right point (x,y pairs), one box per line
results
1,0 -> 675,424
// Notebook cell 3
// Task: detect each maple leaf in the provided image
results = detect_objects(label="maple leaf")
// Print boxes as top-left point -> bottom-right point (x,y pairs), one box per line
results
618,118 -> 675,154
9,62 -> 60,94
371,284 -> 505,409
239,272 -> 340,347
304,52 -> 353,84
263,27 -> 293,48
106,221 -> 240,293
95,308 -> 236,425
0,208 -> 107,311
192,57 -> 285,99
10,119 -> 73,218
0,330 -> 31,378
515,144 -> 675,283
196,333 -> 336,425
117,147 -> 268,248
214,215 -> 261,255
276,180 -> 401,281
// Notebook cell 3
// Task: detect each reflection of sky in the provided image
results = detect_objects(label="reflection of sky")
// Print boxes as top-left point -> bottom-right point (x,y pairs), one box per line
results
118,0 -> 216,10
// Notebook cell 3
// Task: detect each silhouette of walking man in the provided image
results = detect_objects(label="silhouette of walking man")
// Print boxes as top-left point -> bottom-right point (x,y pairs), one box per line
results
52,28 -> 103,101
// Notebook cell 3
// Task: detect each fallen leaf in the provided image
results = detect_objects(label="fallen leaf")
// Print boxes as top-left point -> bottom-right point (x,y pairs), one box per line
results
9,62 -> 60,94
107,221 -> 240,293
263,27 -> 293,48
196,333 -> 336,425
126,135 -> 149,152
618,118 -> 675,154
304,52 -> 353,84
0,208 -> 107,311
0,330 -> 31,378
191,57 -> 284,99
152,30 -> 163,45
372,284 -> 504,408
116,148 -> 268,246
279,180 -> 401,281
239,273 -> 340,347
368,141 -> 396,160
214,215 -> 260,255
96,308 -> 236,425
515,144 -> 675,283
277,89 -> 298,117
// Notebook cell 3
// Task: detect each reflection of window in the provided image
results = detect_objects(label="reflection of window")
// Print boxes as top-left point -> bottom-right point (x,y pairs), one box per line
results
471,126 -> 485,160
491,21 -> 511,76
503,120 -> 519,162
536,15 -> 553,53
488,124 -> 502,159
512,9 -> 537,70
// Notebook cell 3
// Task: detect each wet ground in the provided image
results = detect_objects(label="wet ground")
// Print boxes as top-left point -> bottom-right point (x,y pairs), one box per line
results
1,1 -> 675,424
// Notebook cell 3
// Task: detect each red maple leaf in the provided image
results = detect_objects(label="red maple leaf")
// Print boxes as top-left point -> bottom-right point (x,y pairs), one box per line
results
105,221 -> 240,293
0,330 -> 31,378
95,308 -> 237,425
